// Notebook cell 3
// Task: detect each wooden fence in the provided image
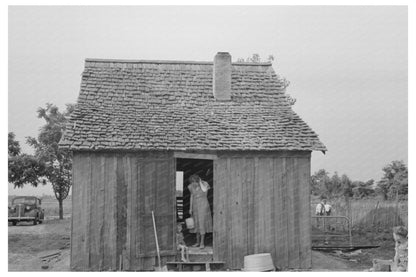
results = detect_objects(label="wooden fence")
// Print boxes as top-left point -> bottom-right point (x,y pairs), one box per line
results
311,199 -> 408,230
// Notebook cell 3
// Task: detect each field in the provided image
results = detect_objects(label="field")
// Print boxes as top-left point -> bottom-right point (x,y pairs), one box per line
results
309,197 -> 406,271
41,199 -> 72,218
311,197 -> 408,230
8,196 -> 72,218
8,196 -> 403,271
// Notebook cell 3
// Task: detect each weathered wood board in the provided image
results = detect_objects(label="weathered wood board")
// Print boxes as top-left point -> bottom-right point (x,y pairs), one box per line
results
72,150 -> 311,271
213,151 -> 312,270
71,151 -> 176,271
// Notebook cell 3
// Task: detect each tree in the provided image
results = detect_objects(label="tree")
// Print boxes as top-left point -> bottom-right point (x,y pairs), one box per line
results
237,53 -> 275,63
8,153 -> 47,188
311,170 -> 376,200
9,132 -> 47,187
329,172 -> 342,196
341,174 -> 353,198
352,179 -> 375,199
376,161 -> 408,200
237,53 -> 298,106
8,132 -> 21,156
26,103 -> 75,219
310,169 -> 332,197
311,170 -> 350,199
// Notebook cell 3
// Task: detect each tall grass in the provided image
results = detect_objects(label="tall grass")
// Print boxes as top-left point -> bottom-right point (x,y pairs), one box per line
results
311,199 -> 408,231
41,199 -> 72,217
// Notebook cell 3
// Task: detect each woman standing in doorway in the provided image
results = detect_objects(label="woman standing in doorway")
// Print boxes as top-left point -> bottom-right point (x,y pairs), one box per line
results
188,174 -> 213,249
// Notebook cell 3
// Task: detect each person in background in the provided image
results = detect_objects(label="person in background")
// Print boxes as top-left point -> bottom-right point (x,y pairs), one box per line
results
324,201 -> 332,216
188,174 -> 212,249
315,199 -> 326,216
315,198 -> 326,227
324,200 -> 333,231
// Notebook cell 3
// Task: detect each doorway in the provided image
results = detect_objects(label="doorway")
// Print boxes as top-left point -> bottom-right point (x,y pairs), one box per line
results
176,158 -> 214,249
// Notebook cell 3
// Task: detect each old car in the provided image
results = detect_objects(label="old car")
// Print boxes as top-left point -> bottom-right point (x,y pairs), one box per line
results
8,196 -> 45,226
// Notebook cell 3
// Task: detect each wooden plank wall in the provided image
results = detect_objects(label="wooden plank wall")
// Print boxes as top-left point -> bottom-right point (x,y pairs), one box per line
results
128,152 -> 176,270
71,152 -> 119,271
213,152 -> 312,270
71,151 -> 176,271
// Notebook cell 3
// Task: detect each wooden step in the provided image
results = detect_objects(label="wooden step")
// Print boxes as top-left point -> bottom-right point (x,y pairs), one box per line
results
166,261 -> 225,271
178,254 -> 213,262
175,246 -> 214,262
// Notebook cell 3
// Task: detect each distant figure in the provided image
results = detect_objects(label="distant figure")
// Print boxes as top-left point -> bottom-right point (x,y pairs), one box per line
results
176,223 -> 189,262
324,201 -> 332,216
315,199 -> 326,227
188,174 -> 213,249
315,199 -> 326,216
324,200 -> 333,231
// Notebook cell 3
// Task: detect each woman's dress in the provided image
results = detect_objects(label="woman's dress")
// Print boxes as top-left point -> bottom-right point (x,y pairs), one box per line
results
188,182 -> 213,234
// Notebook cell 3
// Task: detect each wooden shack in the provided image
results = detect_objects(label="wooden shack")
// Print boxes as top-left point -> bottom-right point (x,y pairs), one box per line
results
59,52 -> 326,271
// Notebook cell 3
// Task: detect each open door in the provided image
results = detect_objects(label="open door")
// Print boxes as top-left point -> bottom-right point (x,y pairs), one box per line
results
176,158 -> 214,249
127,155 -> 176,270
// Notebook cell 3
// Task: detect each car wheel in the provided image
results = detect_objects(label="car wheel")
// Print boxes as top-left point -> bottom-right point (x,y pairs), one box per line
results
33,218 -> 38,225
39,220 -> 43,224
12,221 -> 17,226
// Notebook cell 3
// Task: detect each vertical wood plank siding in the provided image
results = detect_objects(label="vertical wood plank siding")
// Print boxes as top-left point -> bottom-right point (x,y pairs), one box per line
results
72,151 -> 311,271
298,157 -> 312,268
213,158 -> 227,263
213,152 -> 312,270
71,151 -> 175,271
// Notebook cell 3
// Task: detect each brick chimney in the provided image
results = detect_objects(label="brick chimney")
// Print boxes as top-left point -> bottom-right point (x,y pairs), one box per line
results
213,52 -> 232,100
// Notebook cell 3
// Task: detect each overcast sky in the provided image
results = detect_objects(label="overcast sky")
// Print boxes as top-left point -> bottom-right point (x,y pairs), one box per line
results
8,6 -> 407,196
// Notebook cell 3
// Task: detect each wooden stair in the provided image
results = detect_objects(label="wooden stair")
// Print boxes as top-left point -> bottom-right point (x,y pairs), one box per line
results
168,246 -> 225,271
166,261 -> 225,271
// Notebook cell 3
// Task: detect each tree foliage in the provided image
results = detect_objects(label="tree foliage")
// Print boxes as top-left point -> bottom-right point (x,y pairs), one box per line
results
341,174 -> 353,198
8,153 -> 47,188
8,104 -> 75,219
8,132 -> 47,187
351,179 -> 375,199
376,160 -> 408,200
312,161 -> 408,200
26,103 -> 75,219
236,53 -> 275,63
237,53 -> 297,106
8,132 -> 21,156
310,169 -> 331,197
311,170 -> 375,199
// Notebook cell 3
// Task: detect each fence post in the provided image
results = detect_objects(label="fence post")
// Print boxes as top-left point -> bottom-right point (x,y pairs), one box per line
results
372,201 -> 379,229
395,190 -> 399,226
347,197 -> 352,229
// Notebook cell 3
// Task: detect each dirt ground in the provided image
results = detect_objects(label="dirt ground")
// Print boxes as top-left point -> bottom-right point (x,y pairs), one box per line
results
8,219 -> 71,271
8,218 -> 395,271
311,228 -> 396,271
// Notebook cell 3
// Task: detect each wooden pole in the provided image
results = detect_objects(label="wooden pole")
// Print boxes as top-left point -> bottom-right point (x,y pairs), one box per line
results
372,201 -> 379,229
395,190 -> 399,226
348,197 -> 352,229
151,211 -> 162,269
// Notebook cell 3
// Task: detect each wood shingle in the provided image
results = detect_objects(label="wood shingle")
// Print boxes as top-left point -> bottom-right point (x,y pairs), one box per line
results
59,58 -> 326,152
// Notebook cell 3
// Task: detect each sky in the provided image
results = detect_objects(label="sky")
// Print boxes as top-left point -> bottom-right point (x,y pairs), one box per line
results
8,6 -> 407,196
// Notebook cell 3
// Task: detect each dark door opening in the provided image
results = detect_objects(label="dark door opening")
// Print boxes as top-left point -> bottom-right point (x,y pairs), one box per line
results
176,158 -> 214,248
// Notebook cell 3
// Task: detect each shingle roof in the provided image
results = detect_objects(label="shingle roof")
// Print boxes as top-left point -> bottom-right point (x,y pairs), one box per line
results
59,58 -> 327,152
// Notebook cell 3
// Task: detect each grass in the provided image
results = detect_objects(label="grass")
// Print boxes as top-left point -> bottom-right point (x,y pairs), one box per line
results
8,195 -> 72,217
42,199 -> 72,217
311,197 -> 408,231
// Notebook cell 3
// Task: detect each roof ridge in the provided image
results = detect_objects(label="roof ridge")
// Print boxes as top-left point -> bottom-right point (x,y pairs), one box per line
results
60,57 -> 327,152
85,58 -> 272,66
